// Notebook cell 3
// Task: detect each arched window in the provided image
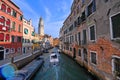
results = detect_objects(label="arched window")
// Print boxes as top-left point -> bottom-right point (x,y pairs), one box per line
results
7,7 -> 11,14
6,19 -> 10,26
0,16 -> 5,25
24,28 -> 28,34
12,22 -> 15,30
1,4 -> 6,12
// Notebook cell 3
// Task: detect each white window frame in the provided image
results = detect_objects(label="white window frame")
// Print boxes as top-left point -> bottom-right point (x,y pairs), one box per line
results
86,0 -> 96,17
88,24 -> 96,42
90,51 -> 97,65
82,29 -> 87,44
110,12 -> 120,40
112,55 -> 120,79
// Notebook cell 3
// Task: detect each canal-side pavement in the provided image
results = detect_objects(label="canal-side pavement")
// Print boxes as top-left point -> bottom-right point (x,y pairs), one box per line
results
7,56 -> 44,80
0,50 -> 43,80
0,50 -> 40,67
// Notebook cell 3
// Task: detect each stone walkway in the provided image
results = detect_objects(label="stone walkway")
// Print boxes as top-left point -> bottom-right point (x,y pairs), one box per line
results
7,56 -> 44,80
0,50 -> 40,67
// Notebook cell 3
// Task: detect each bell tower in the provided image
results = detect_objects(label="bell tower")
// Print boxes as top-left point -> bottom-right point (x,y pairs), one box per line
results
38,17 -> 44,36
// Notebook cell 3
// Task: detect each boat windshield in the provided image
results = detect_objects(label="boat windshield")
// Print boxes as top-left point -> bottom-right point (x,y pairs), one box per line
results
51,54 -> 57,59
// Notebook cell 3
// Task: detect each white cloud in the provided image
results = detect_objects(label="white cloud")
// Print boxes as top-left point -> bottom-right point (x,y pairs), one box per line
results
44,20 -> 64,38
44,7 -> 52,22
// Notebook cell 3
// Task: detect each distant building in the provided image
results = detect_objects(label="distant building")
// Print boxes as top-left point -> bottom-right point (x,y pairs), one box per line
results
22,18 -> 35,54
53,38 -> 59,47
59,0 -> 120,80
0,0 -> 23,60
42,34 -> 53,49
38,17 -> 44,36
32,33 -> 40,51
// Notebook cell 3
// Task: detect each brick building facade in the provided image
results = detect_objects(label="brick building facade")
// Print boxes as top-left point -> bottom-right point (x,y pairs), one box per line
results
59,0 -> 120,80
0,0 -> 23,60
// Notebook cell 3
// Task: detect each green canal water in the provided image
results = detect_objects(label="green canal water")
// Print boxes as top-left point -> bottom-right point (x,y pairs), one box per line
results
33,48 -> 98,80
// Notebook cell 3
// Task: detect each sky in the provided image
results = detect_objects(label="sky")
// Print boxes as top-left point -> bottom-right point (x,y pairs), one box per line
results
12,0 -> 73,38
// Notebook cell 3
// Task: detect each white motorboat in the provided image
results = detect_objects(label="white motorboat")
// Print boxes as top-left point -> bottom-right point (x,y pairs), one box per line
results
50,53 -> 59,64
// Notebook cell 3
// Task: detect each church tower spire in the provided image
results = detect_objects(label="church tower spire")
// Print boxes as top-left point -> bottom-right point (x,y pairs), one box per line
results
38,17 -> 44,36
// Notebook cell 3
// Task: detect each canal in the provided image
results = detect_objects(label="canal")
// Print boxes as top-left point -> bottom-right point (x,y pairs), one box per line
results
33,48 -> 98,80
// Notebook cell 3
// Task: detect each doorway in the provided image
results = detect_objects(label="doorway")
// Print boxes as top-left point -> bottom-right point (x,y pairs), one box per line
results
0,47 -> 4,60
73,48 -> 76,59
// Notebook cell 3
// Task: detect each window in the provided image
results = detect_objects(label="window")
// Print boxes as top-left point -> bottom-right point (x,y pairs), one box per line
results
81,11 -> 86,22
75,34 -> 77,42
89,25 -> 95,41
12,22 -> 15,30
7,7 -> 11,14
10,48 -> 15,53
77,6 -> 80,14
0,16 -> 5,26
83,48 -> 88,62
5,48 -> 10,54
32,31 -> 35,36
17,48 -> 21,53
69,25 -> 73,31
82,0 -> 85,4
87,0 -> 96,17
70,47 -> 72,51
78,49 -> 81,56
18,25 -> 21,32
111,13 -> 120,39
6,19 -> 10,27
90,52 -> 97,65
78,32 -> 81,45
74,20 -> 78,27
0,46 -> 4,60
113,58 -> 120,78
72,35 -> 74,42
12,10 -> 17,17
11,36 -> 15,42
19,15 -> 23,21
24,28 -> 28,34
28,39 -> 30,43
17,37 -> 21,42
82,30 -> 87,45
6,19 -> 10,31
22,38 -> 25,43
104,0 -> 108,3
1,4 -> 6,12
78,17 -> 81,25
71,36 -> 73,43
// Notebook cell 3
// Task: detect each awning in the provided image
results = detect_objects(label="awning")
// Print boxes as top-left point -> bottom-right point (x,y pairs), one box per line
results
6,19 -> 10,26
0,33 -> 4,40
6,34 -> 10,41
7,8 -> 11,13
